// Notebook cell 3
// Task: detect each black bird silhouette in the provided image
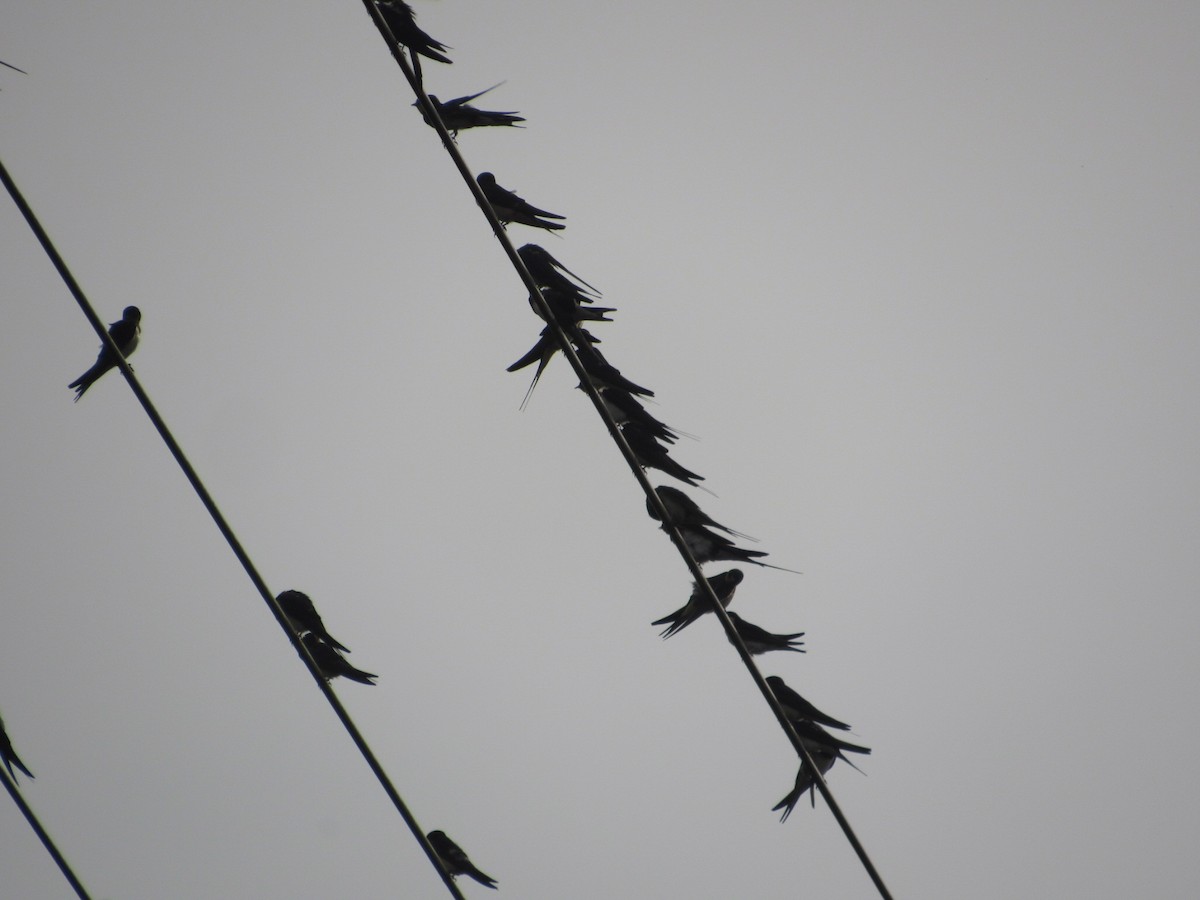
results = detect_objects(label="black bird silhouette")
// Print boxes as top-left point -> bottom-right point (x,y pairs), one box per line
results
773,751 -> 837,821
69,306 -> 140,401
301,633 -> 376,685
428,830 -> 498,889
765,676 -> 850,731
621,423 -> 704,486
276,590 -> 349,653
575,344 -> 654,397
375,0 -> 451,63
0,711 -> 33,782
518,244 -> 601,304
675,523 -> 801,574
598,389 -> 682,444
726,612 -> 805,655
789,719 -> 871,771
476,172 -> 565,230
507,325 -> 600,409
647,486 -> 756,540
419,85 -> 524,135
651,569 -> 744,639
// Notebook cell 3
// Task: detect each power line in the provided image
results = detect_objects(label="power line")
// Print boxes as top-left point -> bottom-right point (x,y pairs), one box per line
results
0,767 -> 94,900
358,4 -> 894,897
0,156 -> 469,900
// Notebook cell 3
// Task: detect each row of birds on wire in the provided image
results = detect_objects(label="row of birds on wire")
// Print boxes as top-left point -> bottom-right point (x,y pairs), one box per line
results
369,0 -> 873,824
3,2 -> 872,893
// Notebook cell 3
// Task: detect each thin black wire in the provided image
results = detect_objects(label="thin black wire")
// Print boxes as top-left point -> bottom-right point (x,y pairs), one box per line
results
0,157 -> 468,900
358,5 -> 894,898
0,767 -> 94,900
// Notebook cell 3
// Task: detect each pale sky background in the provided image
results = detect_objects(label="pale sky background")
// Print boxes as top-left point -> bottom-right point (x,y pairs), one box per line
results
2,3 -> 1199,898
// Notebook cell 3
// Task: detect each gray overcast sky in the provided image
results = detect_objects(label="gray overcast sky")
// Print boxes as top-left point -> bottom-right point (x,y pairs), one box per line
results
3,2 -> 1199,898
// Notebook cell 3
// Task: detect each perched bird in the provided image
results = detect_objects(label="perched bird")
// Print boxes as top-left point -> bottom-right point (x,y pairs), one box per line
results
276,590 -> 349,653
68,306 -> 141,401
789,718 -> 871,770
0,712 -> 33,782
597,388 -> 682,444
621,422 -> 705,487
507,325 -> 600,409
652,568 -> 743,639
675,523 -> 801,574
518,243 -> 601,303
575,344 -> 654,397
418,85 -> 524,135
477,172 -> 565,230
647,485 -> 756,540
301,633 -> 377,686
772,750 -> 837,821
428,830 -> 498,889
765,676 -> 850,731
726,612 -> 805,655
375,0 -> 451,64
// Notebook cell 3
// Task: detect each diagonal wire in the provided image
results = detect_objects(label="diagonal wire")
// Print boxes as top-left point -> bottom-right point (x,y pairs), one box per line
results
358,4 -> 894,898
0,156 -> 468,900
0,767 -> 95,900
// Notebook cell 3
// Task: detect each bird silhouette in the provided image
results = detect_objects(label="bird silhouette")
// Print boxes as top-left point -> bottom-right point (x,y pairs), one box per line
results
276,590 -> 350,653
428,830 -> 497,889
375,0 -> 451,63
69,306 -> 140,401
476,172 -> 565,230
301,633 -> 376,685
0,711 -> 33,782
726,612 -> 805,655
772,750 -> 836,821
765,676 -> 850,731
651,569 -> 743,639
419,85 -> 523,135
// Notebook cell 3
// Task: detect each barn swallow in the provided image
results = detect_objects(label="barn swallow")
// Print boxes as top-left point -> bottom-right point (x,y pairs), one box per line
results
575,344 -> 654,397
276,590 -> 350,653
675,524 -> 801,574
375,0 -> 451,64
772,751 -> 836,821
507,325 -> 600,409
788,719 -> 871,771
596,389 -> 681,443
517,244 -> 601,303
301,633 -> 377,685
764,676 -> 850,730
476,172 -> 565,230
726,612 -> 805,655
533,288 -> 614,328
68,306 -> 141,401
621,423 -> 704,486
651,568 -> 743,639
0,712 -> 33,782
646,486 -> 757,540
418,85 -> 524,135
427,830 -> 498,889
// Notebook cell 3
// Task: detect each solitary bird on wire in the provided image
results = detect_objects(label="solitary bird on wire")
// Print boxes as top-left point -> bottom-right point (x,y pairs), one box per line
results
764,676 -> 851,731
651,569 -> 743,639
726,612 -> 806,655
301,633 -> 377,686
68,306 -> 141,401
276,590 -> 350,653
476,172 -> 565,231
418,85 -> 524,135
773,750 -> 837,821
0,711 -> 33,782
427,830 -> 498,889
375,0 -> 451,64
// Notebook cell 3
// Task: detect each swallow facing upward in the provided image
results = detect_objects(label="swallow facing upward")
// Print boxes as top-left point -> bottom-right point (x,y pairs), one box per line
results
764,676 -> 850,731
726,612 -> 805,655
68,306 -> 140,401
772,750 -> 837,821
375,0 -> 451,64
301,633 -> 377,686
646,486 -> 757,540
0,712 -> 33,782
651,568 -> 743,639
517,244 -> 601,304
427,830 -> 498,889
419,85 -> 524,135
476,172 -> 565,231
276,590 -> 349,653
